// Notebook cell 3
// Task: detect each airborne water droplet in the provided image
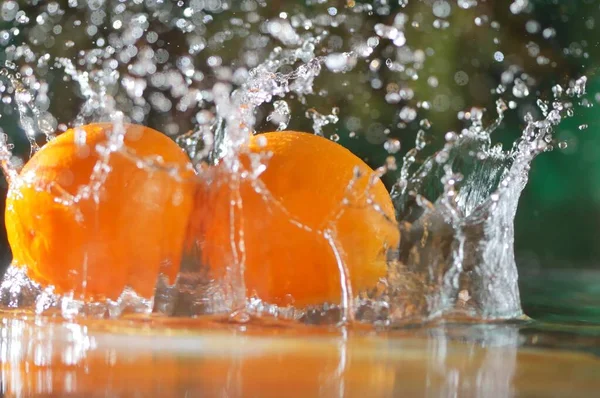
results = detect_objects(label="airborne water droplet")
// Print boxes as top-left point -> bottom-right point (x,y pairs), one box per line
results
512,78 -> 529,98
384,138 -> 401,154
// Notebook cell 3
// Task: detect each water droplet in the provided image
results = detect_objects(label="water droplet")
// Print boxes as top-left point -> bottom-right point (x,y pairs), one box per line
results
435,151 -> 449,164
384,139 -> 401,154
325,53 -> 355,72
510,0 -> 529,15
454,71 -> 469,86
512,78 -> 530,98
432,1 -> 452,18
399,106 -> 417,122
385,156 -> 397,171
445,132 -> 458,142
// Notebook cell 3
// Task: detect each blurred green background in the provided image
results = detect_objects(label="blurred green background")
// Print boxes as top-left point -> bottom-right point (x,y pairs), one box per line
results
0,0 -> 599,315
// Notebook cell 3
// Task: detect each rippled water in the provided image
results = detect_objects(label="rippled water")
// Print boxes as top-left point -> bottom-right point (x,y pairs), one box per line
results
1,272 -> 600,397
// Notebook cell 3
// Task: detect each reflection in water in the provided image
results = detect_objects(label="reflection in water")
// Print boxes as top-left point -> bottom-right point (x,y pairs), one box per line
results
1,314 -> 598,397
1,314 -> 599,397
424,325 -> 519,397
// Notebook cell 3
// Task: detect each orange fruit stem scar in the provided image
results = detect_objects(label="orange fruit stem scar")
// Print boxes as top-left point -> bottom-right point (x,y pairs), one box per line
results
5,123 -> 195,301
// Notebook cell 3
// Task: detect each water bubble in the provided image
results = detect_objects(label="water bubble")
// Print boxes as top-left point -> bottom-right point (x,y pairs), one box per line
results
393,13 -> 408,27
37,113 -> 57,137
384,139 -> 401,154
444,132 -> 458,142
536,99 -> 549,116
374,23 -> 406,47
585,17 -> 595,30
229,310 -> 251,324
552,84 -> 563,99
15,91 -> 32,107
512,78 -> 529,98
542,27 -> 556,39
525,20 -> 540,34
474,16 -> 487,27
435,151 -> 449,164
510,0 -> 529,15
432,18 -> 450,29
566,76 -> 587,98
306,108 -> 339,137
427,76 -> 439,88
1,1 -> 19,22
415,130 -> 427,150
432,1 -> 452,18
384,156 -> 397,171
266,19 -> 300,46
399,106 -> 417,122
366,123 -> 387,145
266,100 -> 291,131
457,0 -> 478,9
325,53 -> 356,73
454,71 -> 469,86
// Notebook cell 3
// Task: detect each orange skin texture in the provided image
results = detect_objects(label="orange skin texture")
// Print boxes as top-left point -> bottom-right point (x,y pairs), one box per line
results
5,123 -> 194,301
189,131 -> 399,307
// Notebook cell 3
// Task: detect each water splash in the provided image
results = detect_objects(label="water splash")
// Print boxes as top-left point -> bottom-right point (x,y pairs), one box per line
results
389,79 -> 587,321
0,1 -> 594,325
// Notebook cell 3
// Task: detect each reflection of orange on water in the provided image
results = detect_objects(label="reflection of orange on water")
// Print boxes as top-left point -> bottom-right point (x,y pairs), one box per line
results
189,131 -> 400,307
1,330 -> 395,397
5,123 -> 195,301
2,313 -> 600,397
4,316 -> 600,398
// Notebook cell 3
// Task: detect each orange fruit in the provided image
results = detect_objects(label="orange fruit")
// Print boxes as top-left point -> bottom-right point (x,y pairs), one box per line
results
188,131 -> 399,307
5,123 -> 194,301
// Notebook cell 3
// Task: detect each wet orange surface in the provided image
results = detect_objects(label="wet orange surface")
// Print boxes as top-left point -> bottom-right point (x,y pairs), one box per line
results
188,131 -> 399,308
5,124 -> 194,301
1,311 -> 599,397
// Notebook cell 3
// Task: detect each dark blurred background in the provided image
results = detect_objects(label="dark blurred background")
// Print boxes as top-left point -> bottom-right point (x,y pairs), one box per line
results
0,1 -> 599,317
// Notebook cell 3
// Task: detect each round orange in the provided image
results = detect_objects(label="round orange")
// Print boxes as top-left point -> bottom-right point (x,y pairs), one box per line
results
5,123 -> 194,301
188,131 -> 399,308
